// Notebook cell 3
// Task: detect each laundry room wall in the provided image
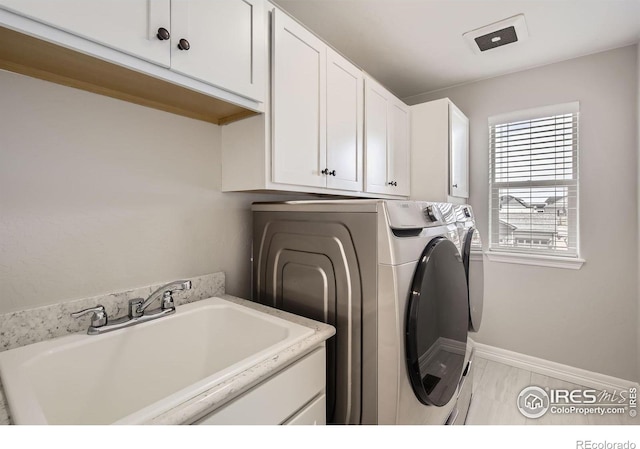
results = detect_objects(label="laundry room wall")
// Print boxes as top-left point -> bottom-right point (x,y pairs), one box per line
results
0,70 -> 304,316
637,42 -> 640,382
405,45 -> 639,381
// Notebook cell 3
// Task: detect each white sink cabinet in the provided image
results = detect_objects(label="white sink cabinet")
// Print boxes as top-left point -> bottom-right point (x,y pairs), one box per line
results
194,348 -> 326,425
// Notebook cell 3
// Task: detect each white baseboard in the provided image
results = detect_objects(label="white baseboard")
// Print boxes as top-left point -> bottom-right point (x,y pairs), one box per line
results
473,342 -> 639,392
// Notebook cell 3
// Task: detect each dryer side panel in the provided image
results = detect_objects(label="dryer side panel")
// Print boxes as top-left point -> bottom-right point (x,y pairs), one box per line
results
252,211 -> 377,425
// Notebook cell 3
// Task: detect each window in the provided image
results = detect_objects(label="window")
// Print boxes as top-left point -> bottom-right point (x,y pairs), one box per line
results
489,102 -> 580,263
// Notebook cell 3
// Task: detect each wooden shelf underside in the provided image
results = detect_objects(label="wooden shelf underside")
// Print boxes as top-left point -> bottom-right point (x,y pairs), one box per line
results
0,26 -> 258,125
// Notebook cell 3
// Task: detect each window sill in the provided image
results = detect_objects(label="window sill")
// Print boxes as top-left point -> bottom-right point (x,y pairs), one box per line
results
485,251 -> 585,270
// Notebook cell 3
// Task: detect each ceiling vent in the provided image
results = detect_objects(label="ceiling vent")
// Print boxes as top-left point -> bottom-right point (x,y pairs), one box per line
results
463,14 -> 529,54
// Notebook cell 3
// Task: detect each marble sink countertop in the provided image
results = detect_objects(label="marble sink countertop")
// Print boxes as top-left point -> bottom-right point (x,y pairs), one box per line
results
0,278 -> 335,425
149,293 -> 335,425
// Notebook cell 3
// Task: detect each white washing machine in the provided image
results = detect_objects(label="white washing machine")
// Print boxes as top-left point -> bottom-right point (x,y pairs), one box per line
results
433,202 -> 483,424
252,199 -> 473,424
453,204 -> 484,333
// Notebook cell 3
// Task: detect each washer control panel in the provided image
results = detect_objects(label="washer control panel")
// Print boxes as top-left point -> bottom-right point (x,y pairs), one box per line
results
453,204 -> 475,222
385,201 -> 444,229
423,205 -> 438,222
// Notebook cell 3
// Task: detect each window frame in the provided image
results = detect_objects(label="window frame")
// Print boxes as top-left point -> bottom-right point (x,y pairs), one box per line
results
487,102 -> 584,269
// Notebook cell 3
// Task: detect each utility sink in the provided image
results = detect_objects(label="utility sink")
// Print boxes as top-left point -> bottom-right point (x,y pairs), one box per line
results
0,297 -> 314,424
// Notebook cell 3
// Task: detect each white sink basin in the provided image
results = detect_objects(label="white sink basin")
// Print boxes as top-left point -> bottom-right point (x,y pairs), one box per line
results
0,297 -> 314,424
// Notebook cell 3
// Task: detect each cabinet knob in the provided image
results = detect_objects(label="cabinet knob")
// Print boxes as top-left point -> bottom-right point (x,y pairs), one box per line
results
177,38 -> 190,51
329,170 -> 336,176
388,181 -> 398,187
452,183 -> 458,188
156,27 -> 170,41
321,168 -> 329,175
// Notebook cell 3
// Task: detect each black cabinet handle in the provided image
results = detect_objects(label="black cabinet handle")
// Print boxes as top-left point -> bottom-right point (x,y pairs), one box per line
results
322,169 -> 337,176
388,181 -> 398,187
178,38 -> 190,51
329,170 -> 336,176
157,27 -> 170,41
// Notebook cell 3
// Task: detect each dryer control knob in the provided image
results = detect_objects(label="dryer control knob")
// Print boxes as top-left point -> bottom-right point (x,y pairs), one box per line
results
423,205 -> 438,222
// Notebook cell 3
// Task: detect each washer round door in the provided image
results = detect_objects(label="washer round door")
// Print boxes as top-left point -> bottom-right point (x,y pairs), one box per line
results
462,227 -> 484,332
405,236 -> 469,407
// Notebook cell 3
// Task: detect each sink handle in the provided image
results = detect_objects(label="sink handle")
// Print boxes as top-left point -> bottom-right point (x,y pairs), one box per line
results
161,291 -> 175,311
71,305 -> 108,328
171,280 -> 192,292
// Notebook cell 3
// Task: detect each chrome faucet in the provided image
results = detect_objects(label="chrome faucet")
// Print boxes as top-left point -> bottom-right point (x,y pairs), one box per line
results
71,280 -> 192,335
128,280 -> 192,318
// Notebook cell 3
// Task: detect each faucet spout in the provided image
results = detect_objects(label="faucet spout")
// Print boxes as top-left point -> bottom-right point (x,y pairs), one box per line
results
135,280 -> 192,315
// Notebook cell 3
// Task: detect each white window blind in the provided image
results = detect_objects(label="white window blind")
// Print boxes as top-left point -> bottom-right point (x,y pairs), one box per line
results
489,102 -> 579,257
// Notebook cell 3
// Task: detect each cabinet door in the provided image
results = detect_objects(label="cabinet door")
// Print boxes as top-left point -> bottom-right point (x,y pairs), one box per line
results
0,0 -> 171,67
286,395 -> 326,425
170,0 -> 265,102
272,8 -> 326,188
194,348 -> 326,425
364,77 -> 391,195
389,97 -> 410,196
326,48 -> 363,192
449,103 -> 469,198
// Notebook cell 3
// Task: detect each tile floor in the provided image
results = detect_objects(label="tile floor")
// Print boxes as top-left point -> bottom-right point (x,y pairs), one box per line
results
466,357 -> 638,425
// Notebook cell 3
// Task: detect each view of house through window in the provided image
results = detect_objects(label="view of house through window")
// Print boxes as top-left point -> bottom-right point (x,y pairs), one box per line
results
489,102 -> 579,257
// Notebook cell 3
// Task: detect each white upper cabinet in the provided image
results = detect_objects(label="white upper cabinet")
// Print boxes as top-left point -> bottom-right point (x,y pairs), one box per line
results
410,98 -> 469,201
271,10 -> 364,192
170,0 -> 265,102
365,75 -> 410,196
221,6 -> 406,198
449,102 -> 470,198
0,0 -> 266,104
389,97 -> 411,197
326,48 -> 364,192
0,0 -> 171,66
272,8 -> 326,188
364,79 -> 389,194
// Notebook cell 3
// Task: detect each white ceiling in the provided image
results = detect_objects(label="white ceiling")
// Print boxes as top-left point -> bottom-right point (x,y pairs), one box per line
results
273,0 -> 640,100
